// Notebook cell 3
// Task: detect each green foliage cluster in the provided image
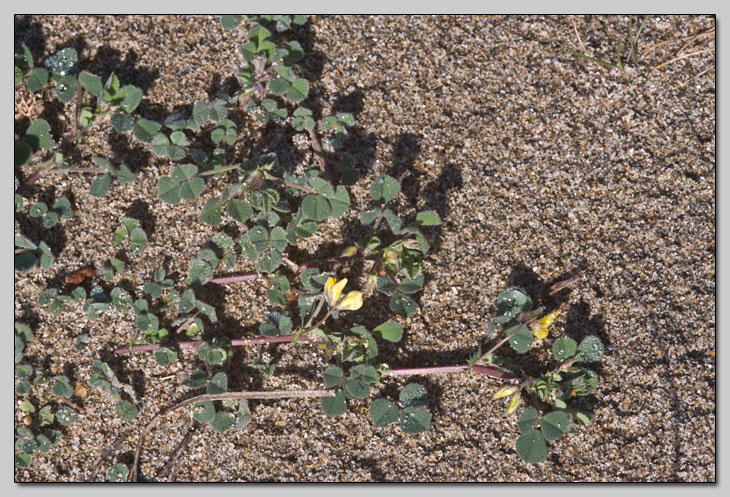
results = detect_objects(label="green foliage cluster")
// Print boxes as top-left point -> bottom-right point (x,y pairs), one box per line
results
14,15 -> 605,475
472,287 -> 604,462
14,323 -> 72,468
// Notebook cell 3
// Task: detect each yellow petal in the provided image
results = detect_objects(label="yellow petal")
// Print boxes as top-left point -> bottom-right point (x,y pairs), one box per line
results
330,278 -> 348,304
341,246 -> 358,257
324,277 -> 335,296
506,390 -> 522,415
335,291 -> 363,311
532,324 -> 549,340
538,310 -> 561,328
493,386 -> 518,400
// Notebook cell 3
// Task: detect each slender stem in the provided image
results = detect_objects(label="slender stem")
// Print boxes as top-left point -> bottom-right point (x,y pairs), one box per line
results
208,272 -> 261,284
15,115 -> 109,195
308,127 -> 331,180
114,333 -> 320,356
196,164 -> 242,176
208,253 -> 368,285
46,167 -> 108,175
153,423 -> 196,481
85,432 -> 129,482
131,388 -> 335,482
385,364 -> 519,383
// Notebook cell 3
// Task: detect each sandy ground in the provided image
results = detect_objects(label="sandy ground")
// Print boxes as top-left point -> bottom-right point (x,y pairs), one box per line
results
14,15 -> 715,481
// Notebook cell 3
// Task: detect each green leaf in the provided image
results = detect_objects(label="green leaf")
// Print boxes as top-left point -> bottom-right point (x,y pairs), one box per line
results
116,400 -> 138,420
220,14 -> 241,30
179,288 -> 196,314
400,406 -> 431,433
200,198 -> 222,226
157,176 -> 181,204
52,376 -> 73,399
207,372 -> 228,394
78,70 -> 102,96
226,199 -> 253,223
55,75 -> 78,103
301,194 -> 331,221
275,65 -> 296,82
111,112 -> 134,132
26,119 -> 54,149
416,210 -> 441,226
190,100 -> 208,129
516,429 -> 548,463
328,186 -> 350,218
369,399 -> 399,427
389,293 -> 418,318
15,453 -> 31,468
129,227 -> 147,254
517,406 -> 539,434
398,274 -> 424,294
576,336 -> 604,363
370,174 -> 400,204
399,383 -> 428,408
15,139 -> 32,166
496,287 -> 533,319
15,42 -> 33,69
15,336 -> 24,364
153,347 -> 178,366
71,286 -> 87,302
133,118 -> 161,142
208,99 -> 228,122
15,323 -> 33,341
90,174 -> 113,197
192,400 -> 215,423
27,68 -> 49,93
151,132 -> 171,157
233,399 -> 252,430
107,463 -> 129,482
323,366 -> 344,388
372,322 -> 403,342
269,78 -> 291,95
541,411 -> 571,441
343,365 -> 377,399
382,208 -> 402,233
285,40 -> 304,61
248,24 -> 272,47
321,390 -> 347,417
120,85 -> 143,113
211,411 -> 235,432
45,47 -> 78,77
286,78 -> 309,103
195,300 -> 217,323
56,406 -> 76,426
38,242 -> 54,270
211,119 -> 236,145
257,249 -> 282,273
183,369 -> 207,389
552,337 -> 578,362
507,324 -> 533,354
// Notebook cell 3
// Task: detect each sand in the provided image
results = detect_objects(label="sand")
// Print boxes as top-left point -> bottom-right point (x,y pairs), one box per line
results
14,15 -> 715,481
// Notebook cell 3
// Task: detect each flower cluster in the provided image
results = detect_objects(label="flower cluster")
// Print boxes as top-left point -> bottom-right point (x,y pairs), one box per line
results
530,310 -> 561,340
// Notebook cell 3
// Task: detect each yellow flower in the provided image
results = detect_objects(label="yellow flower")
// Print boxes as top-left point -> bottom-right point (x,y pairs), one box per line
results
324,277 -> 348,306
531,310 -> 561,340
335,291 -> 363,311
506,390 -> 522,415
